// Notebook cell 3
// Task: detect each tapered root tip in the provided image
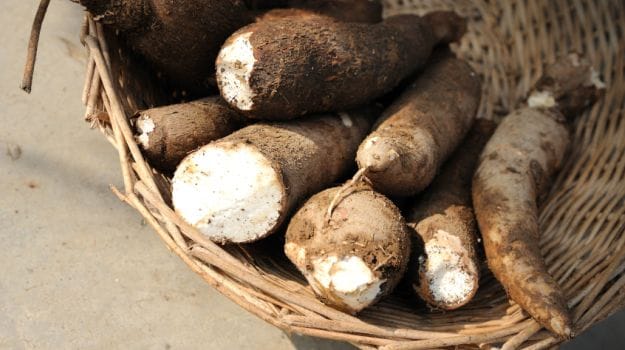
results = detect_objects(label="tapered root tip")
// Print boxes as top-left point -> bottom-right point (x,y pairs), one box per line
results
550,315 -> 573,339
172,142 -> 285,243
216,32 -> 257,112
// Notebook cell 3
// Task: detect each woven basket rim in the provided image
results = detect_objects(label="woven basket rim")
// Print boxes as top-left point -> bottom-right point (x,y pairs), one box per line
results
78,1 -> 625,348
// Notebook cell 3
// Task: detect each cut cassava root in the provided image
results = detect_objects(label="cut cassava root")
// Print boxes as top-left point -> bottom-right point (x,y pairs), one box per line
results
407,119 -> 496,310
75,0 -> 252,96
216,11 -> 466,120
133,97 -> 247,173
285,183 -> 410,313
356,52 -> 481,197
472,54 -> 603,338
172,108 -> 377,244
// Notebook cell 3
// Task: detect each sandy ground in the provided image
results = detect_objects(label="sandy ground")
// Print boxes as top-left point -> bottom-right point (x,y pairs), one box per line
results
1,1 -> 623,349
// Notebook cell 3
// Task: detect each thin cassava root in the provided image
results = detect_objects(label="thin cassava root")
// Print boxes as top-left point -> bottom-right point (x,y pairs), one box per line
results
407,119 -> 496,310
133,97 -> 247,173
171,108 -> 377,243
356,51 -> 481,197
472,54 -> 603,337
216,11 -> 466,119
285,183 -> 410,313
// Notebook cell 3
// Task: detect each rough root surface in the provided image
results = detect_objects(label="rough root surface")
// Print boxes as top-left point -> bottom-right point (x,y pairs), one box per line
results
357,52 -> 481,196
217,12 -> 464,119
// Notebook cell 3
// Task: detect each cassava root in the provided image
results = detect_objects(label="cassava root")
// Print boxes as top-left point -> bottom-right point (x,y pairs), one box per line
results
171,108 -> 378,243
407,119 -> 496,310
216,11 -> 466,119
285,183 -> 410,313
133,97 -> 247,173
356,51 -> 481,197
472,53 -> 603,337
75,0 -> 252,97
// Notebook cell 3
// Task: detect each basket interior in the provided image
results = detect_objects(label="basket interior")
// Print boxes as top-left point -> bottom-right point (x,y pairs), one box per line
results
81,0 -> 625,348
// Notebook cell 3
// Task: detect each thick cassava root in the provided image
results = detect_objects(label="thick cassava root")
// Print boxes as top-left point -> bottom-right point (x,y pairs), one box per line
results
216,11 -> 466,119
285,183 -> 410,313
356,52 -> 481,197
171,108 -> 377,243
407,119 -> 495,310
133,97 -> 247,173
472,54 -> 603,338
76,0 -> 251,96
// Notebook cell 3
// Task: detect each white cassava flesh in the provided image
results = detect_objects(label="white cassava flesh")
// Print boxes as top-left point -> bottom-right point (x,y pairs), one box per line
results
308,255 -> 385,312
527,91 -> 556,108
172,142 -> 284,243
420,230 -> 477,306
135,114 -> 155,148
216,32 -> 256,111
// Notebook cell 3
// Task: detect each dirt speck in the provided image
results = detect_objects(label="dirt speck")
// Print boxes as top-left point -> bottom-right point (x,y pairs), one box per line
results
26,181 -> 39,189
6,143 -> 22,160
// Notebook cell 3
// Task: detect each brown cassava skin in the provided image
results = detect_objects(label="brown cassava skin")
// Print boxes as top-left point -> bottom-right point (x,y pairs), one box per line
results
290,0 -> 382,22
285,184 -> 410,312
407,119 -> 495,310
212,108 -> 376,239
217,11 -> 465,119
134,97 -> 247,173
247,0 -> 382,22
356,53 -> 481,197
245,0 -> 289,9
77,0 -> 251,97
472,55 -> 602,338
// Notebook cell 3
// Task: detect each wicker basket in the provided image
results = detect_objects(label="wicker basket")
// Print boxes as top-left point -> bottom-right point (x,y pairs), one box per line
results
79,1 -> 625,348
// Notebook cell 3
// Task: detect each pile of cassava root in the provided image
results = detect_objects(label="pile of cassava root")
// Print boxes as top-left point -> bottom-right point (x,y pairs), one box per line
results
57,0 -> 605,340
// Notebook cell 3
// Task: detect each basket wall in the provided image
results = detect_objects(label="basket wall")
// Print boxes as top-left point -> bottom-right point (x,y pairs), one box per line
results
79,1 -> 625,349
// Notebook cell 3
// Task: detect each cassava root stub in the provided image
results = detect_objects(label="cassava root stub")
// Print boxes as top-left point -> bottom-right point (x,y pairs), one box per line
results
171,108 -> 377,244
472,54 -> 603,338
134,97 -> 247,173
407,119 -> 496,310
285,183 -> 410,313
356,51 -> 481,197
216,11 -> 466,119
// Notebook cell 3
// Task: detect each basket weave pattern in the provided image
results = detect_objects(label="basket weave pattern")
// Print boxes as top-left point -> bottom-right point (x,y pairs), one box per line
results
80,1 -> 625,348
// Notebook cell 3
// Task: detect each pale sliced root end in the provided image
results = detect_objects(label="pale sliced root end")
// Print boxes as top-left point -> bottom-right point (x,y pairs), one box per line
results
419,230 -> 478,309
135,114 -> 155,149
216,32 -> 256,111
527,90 -> 557,109
306,255 -> 385,312
171,142 -> 285,243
